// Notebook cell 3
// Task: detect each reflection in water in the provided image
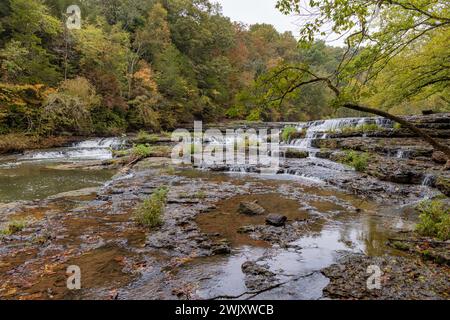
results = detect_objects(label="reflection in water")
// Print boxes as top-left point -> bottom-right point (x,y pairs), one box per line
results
197,193 -> 308,247
194,176 -> 409,299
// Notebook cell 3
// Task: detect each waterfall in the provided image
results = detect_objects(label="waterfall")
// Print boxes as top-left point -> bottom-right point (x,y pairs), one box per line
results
20,137 -> 125,161
285,116 -> 394,150
422,174 -> 435,187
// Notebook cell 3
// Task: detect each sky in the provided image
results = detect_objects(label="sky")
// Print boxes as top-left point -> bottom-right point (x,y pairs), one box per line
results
214,0 -> 345,47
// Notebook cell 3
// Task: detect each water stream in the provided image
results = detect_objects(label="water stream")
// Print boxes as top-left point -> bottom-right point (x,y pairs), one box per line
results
0,125 -> 435,300
0,138 -> 123,202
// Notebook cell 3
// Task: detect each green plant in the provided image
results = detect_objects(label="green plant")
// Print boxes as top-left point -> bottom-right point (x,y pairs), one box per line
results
416,200 -> 450,241
394,123 -> 402,130
0,219 -> 27,236
132,144 -> 152,158
281,126 -> 297,142
135,131 -> 157,143
358,123 -> 381,132
134,187 -> 169,228
342,150 -> 369,172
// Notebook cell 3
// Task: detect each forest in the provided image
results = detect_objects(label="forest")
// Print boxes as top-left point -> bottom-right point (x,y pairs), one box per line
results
1,0 -> 448,138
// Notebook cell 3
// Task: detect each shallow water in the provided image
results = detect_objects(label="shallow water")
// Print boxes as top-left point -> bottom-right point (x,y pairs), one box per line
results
191,175 -> 408,299
0,138 -> 120,202
0,137 -> 422,300
0,162 -> 114,202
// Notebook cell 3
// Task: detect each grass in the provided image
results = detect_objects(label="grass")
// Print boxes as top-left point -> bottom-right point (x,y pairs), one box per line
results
326,123 -> 383,135
358,123 -> 382,132
0,219 -> 27,236
132,144 -> 152,158
136,131 -> 158,143
134,131 -> 171,144
134,187 -> 169,228
281,126 -> 298,142
416,199 -> 450,241
341,150 -> 369,172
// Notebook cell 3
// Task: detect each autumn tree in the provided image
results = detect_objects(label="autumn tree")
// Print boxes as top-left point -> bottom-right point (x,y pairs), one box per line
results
273,0 -> 450,157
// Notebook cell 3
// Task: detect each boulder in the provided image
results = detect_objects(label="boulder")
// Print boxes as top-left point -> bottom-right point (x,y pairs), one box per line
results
265,214 -> 287,227
238,201 -> 266,215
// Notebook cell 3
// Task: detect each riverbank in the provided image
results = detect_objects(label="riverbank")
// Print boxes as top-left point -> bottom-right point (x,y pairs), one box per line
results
0,133 -> 84,155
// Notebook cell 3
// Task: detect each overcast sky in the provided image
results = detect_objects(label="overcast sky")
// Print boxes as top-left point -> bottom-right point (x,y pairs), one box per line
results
214,0 -> 345,47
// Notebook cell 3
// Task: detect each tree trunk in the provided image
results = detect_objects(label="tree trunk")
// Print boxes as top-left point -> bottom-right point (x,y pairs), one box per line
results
343,103 -> 450,158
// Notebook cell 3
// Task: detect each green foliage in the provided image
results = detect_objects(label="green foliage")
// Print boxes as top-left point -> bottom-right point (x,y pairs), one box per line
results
0,83 -> 47,133
136,131 -> 157,143
132,144 -> 152,158
274,0 -> 450,116
0,219 -> 27,236
43,77 -> 100,135
1,0 -> 446,138
1,0 -> 61,84
336,123 -> 382,134
281,126 -> 297,142
0,0 -> 360,135
394,123 -> 402,130
416,200 -> 450,241
342,150 -> 369,172
134,186 -> 169,228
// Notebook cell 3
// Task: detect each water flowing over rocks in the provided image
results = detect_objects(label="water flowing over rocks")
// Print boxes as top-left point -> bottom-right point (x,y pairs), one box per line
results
0,113 -> 448,300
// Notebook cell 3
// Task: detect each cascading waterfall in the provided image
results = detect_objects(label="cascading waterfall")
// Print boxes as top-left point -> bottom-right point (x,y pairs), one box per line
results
285,116 -> 395,151
20,137 -> 125,161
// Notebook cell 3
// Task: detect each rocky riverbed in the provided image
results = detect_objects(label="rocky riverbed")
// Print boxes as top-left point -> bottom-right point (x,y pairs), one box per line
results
0,114 -> 448,300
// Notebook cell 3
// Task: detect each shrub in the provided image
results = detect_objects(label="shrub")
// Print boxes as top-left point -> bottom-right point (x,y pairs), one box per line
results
394,123 -> 402,129
132,144 -> 152,158
43,77 -> 100,135
134,187 -> 169,228
338,124 -> 382,134
342,150 -> 369,172
134,131 -> 162,144
0,219 -> 27,236
0,83 -> 47,134
281,126 -> 297,142
358,123 -> 381,132
416,200 -> 450,241
0,133 -> 31,154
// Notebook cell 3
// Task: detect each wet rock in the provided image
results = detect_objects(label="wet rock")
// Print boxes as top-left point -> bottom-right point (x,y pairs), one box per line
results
208,165 -> 230,172
314,150 -> 333,159
265,214 -> 287,227
284,149 -> 309,159
321,254 -> 449,300
432,151 -> 447,164
238,201 -> 266,216
211,240 -> 231,255
241,261 -> 276,291
237,225 -> 256,234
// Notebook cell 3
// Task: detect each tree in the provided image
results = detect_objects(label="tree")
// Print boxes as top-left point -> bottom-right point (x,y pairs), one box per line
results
0,0 -> 62,84
274,0 -> 450,157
